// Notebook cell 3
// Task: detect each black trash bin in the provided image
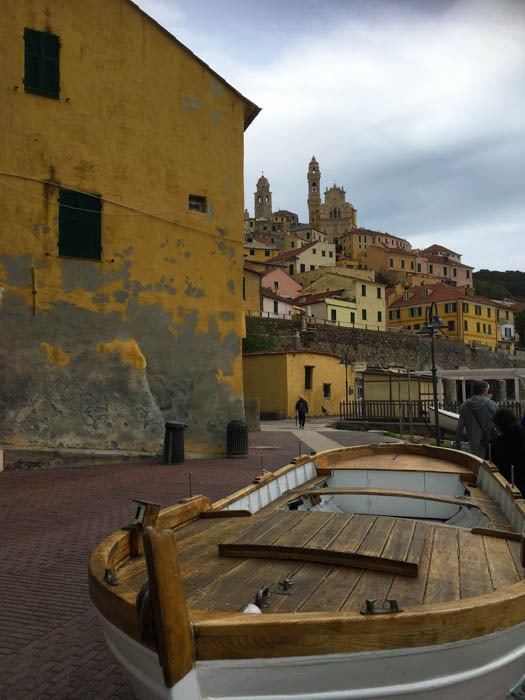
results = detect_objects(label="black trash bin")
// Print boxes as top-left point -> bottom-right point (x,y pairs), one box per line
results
163,421 -> 187,464
227,419 -> 248,458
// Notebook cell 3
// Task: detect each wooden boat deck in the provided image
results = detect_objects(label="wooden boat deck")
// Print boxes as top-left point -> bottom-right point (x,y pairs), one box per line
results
173,509 -> 522,616
112,455 -> 524,621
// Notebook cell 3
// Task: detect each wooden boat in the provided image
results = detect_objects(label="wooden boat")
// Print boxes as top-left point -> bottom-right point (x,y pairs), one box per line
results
428,405 -> 462,436
89,443 -> 525,699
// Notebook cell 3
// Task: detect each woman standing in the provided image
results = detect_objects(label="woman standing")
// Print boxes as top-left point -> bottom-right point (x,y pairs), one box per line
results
488,409 -> 525,493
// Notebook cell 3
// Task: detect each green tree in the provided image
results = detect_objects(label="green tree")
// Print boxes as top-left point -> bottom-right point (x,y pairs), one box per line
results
242,324 -> 275,353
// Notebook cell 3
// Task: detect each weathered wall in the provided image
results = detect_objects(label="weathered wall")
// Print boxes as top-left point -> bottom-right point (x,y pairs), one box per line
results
0,0 -> 256,456
246,317 -> 524,373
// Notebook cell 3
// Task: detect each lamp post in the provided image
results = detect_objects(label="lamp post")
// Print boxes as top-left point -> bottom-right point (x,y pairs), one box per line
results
339,351 -> 352,418
417,302 -> 446,445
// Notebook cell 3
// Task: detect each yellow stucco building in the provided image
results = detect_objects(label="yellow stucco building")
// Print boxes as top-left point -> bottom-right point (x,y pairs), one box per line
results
388,283 -> 516,353
243,351 -> 354,418
0,0 -> 259,455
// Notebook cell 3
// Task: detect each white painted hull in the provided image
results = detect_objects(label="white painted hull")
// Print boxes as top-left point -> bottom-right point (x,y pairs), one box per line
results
101,613 -> 525,699
428,406 -> 461,435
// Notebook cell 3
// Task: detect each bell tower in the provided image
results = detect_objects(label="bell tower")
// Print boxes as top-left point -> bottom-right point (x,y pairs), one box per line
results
307,156 -> 321,227
254,173 -> 272,220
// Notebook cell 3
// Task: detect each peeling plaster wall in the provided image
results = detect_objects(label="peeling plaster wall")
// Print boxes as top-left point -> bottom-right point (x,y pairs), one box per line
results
0,0 -> 253,455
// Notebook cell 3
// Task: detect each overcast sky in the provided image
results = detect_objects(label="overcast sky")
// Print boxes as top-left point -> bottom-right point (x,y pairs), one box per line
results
135,0 -> 525,272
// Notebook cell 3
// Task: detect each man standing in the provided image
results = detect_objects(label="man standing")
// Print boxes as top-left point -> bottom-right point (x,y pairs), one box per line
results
455,380 -> 497,458
295,395 -> 309,429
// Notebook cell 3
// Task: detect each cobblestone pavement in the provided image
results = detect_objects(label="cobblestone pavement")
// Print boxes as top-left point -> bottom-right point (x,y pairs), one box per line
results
0,424 -> 396,699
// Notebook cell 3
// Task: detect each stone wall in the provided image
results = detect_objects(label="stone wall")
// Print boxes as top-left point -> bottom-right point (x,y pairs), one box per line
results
246,317 -> 522,372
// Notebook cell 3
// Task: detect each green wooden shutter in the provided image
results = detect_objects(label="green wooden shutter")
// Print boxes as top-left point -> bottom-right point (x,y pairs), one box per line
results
24,28 -> 60,99
59,190 -> 102,260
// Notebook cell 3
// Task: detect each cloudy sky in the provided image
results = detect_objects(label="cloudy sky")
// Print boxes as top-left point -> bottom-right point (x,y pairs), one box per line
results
135,0 -> 525,272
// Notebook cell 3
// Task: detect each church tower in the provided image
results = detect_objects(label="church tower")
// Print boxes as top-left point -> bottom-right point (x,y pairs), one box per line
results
307,156 -> 321,227
254,173 -> 272,220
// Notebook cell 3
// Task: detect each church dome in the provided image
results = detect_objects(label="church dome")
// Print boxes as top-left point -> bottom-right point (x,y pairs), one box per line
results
257,173 -> 269,186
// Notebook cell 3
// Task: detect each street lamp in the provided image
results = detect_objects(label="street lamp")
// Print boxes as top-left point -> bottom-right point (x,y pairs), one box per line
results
417,302 -> 446,445
339,350 -> 352,416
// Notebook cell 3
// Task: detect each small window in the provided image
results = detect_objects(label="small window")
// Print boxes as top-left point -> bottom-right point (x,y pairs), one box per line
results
331,309 -> 337,321
329,251 -> 333,258
273,301 -> 278,314
264,250 -> 270,257
300,264 -> 306,273
24,28 -> 60,99
323,383 -> 331,398
448,320 -> 455,331
58,189 -> 101,260
377,310 -> 382,322
305,366 -> 313,390
376,288 -> 381,299
188,194 -> 207,212
464,320 -> 468,331
310,265 -> 315,271
361,284 -> 366,296
362,309 -> 367,321
389,258 -> 394,268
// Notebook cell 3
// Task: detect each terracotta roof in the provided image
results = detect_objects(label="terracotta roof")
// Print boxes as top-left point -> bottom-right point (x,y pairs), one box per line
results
269,241 -> 316,262
243,261 -> 264,275
421,244 -> 459,256
295,289 -> 346,305
389,282 -> 508,309
424,253 -> 473,269
261,287 -> 296,303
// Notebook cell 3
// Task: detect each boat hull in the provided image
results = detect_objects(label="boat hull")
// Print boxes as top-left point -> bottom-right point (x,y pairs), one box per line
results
100,613 -> 525,699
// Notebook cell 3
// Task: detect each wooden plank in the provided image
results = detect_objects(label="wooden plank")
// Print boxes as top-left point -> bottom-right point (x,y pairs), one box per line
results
386,521 -> 433,608
200,510 -> 252,518
192,583 -> 525,661
229,510 -> 306,546
186,557 -> 297,612
424,527 -> 460,604
356,516 -> 396,559
290,487 -> 478,509
142,527 -> 194,688
218,543 -> 418,577
458,529 -> 493,599
484,535 -> 521,589
297,566 -> 363,613
471,527 -> 521,541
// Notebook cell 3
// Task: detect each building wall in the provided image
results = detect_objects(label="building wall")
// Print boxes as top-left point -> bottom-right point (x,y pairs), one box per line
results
243,354 -> 289,414
243,269 -> 262,317
388,298 -> 505,351
243,351 -> 350,417
261,269 -> 302,299
1,0 -> 256,455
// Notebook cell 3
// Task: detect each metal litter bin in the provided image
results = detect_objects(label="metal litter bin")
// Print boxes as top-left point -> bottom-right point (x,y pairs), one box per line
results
163,421 -> 187,464
227,419 -> 248,458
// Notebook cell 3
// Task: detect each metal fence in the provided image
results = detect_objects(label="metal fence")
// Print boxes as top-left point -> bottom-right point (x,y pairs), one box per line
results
339,399 -> 523,425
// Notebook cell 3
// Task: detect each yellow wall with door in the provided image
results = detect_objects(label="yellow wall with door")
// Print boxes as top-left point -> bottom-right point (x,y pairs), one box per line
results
243,351 -> 354,418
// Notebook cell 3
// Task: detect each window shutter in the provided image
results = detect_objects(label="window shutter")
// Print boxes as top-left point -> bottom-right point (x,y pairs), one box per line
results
24,28 -> 60,98
59,190 -> 102,260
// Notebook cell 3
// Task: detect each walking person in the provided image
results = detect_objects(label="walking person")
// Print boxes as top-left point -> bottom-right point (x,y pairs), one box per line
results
488,408 -> 525,493
295,395 -> 309,429
454,380 -> 497,458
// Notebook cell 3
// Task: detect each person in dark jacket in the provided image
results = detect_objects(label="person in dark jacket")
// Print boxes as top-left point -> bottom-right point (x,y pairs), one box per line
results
295,395 -> 308,429
488,408 -> 525,493
454,380 -> 497,458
